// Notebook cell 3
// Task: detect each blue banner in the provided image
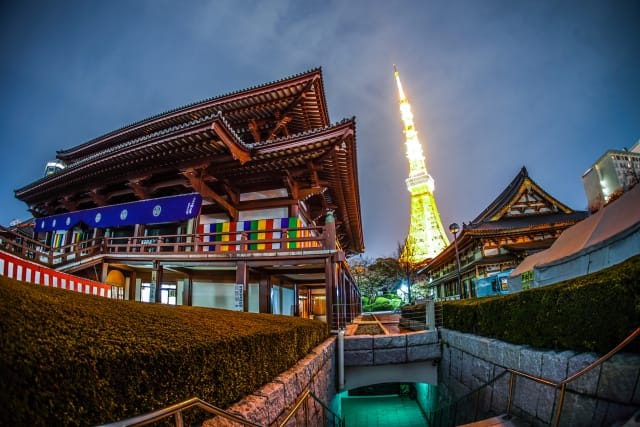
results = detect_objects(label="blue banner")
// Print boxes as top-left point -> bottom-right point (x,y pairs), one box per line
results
36,193 -> 202,232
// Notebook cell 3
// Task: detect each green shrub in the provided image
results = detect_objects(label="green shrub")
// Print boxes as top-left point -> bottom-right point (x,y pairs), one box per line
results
0,276 -> 328,426
374,296 -> 390,304
442,255 -> 640,354
363,300 -> 395,312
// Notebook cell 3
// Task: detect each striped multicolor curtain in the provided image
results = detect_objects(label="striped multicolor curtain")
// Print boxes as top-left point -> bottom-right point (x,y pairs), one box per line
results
197,218 -> 319,252
52,232 -> 66,249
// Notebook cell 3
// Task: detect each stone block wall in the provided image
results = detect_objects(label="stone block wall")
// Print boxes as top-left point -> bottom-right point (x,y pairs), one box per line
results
439,328 -> 640,426
204,337 -> 337,427
344,330 -> 440,366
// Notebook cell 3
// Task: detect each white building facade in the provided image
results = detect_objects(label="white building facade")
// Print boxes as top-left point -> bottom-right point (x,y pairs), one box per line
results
582,140 -> 640,212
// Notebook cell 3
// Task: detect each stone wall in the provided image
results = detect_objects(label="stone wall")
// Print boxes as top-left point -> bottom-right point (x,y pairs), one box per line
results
439,328 -> 640,426
344,329 -> 440,366
204,337 -> 337,427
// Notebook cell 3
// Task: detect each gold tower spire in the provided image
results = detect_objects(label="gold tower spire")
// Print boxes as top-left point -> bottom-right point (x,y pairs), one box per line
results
394,66 -> 449,263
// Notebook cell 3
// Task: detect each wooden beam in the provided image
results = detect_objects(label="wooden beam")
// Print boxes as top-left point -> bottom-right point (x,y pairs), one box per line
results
222,179 -> 240,206
151,178 -> 188,192
128,179 -> 150,199
182,167 -> 238,220
238,197 -> 298,211
88,189 -> 108,206
61,196 -> 78,211
298,186 -> 326,201
248,119 -> 262,143
283,172 -> 299,199
267,112 -> 293,141
211,121 -> 251,164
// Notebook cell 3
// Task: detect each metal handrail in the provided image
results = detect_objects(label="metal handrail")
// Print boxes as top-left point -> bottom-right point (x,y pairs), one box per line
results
274,388 -> 344,427
97,397 -> 263,427
429,327 -> 640,426
97,388 -> 344,427
505,326 -> 640,427
307,390 -> 344,427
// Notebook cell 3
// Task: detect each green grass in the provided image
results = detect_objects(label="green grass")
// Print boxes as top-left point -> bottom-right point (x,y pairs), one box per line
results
0,276 -> 328,426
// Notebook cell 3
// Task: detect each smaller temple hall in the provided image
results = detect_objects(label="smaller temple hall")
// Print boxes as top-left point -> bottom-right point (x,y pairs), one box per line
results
420,167 -> 587,300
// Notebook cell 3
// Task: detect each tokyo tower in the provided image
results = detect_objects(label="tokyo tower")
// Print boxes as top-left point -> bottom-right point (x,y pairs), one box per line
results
394,65 -> 449,263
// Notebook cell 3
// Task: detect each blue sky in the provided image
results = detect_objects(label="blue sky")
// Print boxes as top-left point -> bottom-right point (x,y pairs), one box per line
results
1,0 -> 639,259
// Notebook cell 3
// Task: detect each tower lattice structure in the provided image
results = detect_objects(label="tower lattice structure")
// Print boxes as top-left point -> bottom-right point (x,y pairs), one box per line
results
394,66 -> 449,264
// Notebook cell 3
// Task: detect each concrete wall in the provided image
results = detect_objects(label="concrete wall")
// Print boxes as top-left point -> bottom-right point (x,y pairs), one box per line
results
439,328 -> 640,426
204,337 -> 337,427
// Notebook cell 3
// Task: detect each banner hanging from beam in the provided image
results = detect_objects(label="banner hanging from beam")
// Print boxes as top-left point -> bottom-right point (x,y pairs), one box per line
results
36,193 -> 202,232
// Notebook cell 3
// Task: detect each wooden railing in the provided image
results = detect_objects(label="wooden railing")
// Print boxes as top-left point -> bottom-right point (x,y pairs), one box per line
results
0,224 -> 330,268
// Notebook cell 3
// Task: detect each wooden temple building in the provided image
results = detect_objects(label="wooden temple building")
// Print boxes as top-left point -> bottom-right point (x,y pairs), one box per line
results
419,167 -> 587,300
11,68 -> 364,331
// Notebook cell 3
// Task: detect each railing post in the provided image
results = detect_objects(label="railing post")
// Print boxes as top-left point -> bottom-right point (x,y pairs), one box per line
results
174,411 -> 184,427
506,371 -> 516,415
338,329 -> 345,390
552,383 -> 567,427
241,231 -> 248,252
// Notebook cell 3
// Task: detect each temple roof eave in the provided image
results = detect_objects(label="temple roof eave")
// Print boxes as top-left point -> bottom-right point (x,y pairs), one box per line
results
471,167 -> 575,223
55,68 -> 329,163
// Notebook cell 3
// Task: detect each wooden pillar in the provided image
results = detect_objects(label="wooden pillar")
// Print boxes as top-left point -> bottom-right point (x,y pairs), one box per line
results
325,257 -> 335,331
293,283 -> 300,317
100,261 -> 109,283
344,272 -> 353,324
153,260 -> 163,303
339,266 -> 347,328
236,261 -> 248,312
324,210 -> 336,250
128,271 -> 137,301
185,276 -> 193,306
259,272 -> 271,313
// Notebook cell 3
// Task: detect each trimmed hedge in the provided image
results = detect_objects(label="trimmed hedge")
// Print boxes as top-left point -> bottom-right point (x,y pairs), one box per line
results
363,296 -> 403,312
0,277 -> 328,426
442,254 -> 640,354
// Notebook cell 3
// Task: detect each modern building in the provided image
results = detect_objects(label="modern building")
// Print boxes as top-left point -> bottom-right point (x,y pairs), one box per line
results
11,68 -> 364,331
419,167 -> 587,300
582,140 -> 640,212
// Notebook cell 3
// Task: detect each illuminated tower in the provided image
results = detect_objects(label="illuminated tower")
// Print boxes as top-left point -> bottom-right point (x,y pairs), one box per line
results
394,65 -> 449,263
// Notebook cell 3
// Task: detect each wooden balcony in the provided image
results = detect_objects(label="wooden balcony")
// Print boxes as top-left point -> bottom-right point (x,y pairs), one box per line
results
0,224 -> 336,268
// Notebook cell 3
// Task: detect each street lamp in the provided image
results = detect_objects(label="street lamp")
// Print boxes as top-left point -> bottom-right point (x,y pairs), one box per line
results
449,223 -> 463,299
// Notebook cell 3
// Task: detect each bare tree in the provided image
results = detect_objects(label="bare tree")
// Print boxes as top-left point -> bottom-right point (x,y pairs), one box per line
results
397,237 -> 422,304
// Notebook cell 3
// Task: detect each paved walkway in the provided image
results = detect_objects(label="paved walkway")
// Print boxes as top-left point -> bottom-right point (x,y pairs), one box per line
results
341,395 -> 426,427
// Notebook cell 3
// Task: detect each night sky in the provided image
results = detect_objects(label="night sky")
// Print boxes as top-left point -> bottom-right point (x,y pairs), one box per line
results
1,0 -> 639,259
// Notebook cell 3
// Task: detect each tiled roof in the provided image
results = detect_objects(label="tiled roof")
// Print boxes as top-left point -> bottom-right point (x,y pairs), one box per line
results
465,211 -> 588,233
56,68 -> 328,162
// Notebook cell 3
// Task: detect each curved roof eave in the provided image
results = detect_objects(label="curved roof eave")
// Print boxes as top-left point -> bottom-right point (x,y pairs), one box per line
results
56,68 -> 326,161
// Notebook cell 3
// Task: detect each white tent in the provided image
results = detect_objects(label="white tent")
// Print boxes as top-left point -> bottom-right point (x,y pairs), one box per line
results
509,184 -> 640,290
